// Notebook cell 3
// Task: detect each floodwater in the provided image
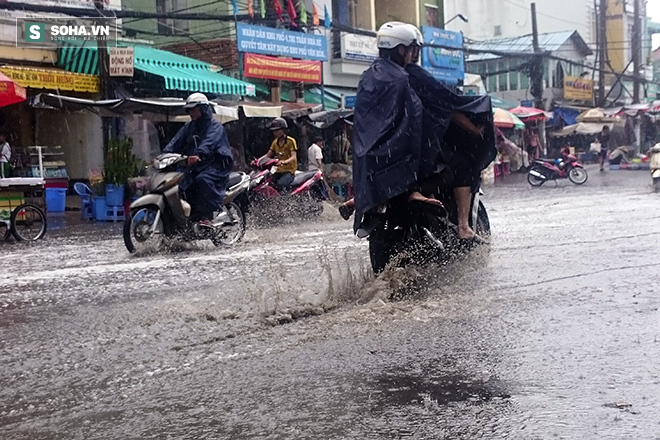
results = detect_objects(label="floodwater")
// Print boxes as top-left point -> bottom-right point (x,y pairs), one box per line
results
1,165 -> 660,439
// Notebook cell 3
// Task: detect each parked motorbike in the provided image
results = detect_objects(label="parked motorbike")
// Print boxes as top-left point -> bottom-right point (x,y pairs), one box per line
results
247,156 -> 326,220
361,189 -> 491,274
123,153 -> 250,253
527,153 -> 588,186
647,143 -> 660,191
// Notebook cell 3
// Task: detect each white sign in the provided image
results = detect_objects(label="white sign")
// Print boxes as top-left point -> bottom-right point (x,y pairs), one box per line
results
463,85 -> 479,96
341,32 -> 378,63
109,47 -> 134,77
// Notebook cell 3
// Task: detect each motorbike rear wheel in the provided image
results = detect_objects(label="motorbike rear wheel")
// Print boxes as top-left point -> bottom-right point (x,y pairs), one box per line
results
568,167 -> 588,185
211,202 -> 246,246
475,201 -> 491,237
124,206 -> 164,253
369,226 -> 403,274
527,167 -> 546,186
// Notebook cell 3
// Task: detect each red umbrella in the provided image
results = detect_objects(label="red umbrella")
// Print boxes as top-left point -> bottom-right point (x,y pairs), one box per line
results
0,72 -> 27,108
509,105 -> 547,120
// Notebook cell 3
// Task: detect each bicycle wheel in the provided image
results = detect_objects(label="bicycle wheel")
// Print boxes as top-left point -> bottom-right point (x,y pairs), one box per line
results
10,204 -> 47,241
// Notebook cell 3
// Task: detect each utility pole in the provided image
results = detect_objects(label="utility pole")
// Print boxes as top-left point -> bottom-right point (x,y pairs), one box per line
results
529,3 -> 547,156
597,0 -> 607,105
632,0 -> 640,103
94,0 -> 110,152
530,3 -> 544,111
94,0 -> 110,100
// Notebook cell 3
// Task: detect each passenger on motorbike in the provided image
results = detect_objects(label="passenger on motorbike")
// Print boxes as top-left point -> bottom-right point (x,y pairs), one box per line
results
341,22 -> 492,241
404,26 -> 490,240
258,117 -> 298,191
162,92 -> 234,227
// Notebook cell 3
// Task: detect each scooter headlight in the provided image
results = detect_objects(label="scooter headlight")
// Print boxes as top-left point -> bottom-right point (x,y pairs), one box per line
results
154,156 -> 178,170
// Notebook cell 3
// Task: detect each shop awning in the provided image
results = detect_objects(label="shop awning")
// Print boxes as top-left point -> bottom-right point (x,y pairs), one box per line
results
549,122 -> 615,137
0,72 -> 27,108
30,92 -> 319,120
59,43 -> 256,97
0,66 -> 99,93
493,108 -> 525,129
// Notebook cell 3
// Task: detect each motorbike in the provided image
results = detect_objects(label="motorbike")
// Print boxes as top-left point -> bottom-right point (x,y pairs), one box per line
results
647,143 -> 660,191
527,153 -> 588,186
123,153 -> 250,253
247,156 -> 326,220
362,189 -> 491,274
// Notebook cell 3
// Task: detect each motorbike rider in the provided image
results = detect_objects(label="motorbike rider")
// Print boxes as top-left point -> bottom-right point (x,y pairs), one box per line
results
342,22 -> 493,241
163,92 -> 234,227
259,117 -> 298,191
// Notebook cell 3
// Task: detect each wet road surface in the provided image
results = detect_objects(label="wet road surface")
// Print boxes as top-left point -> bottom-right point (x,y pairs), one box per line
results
1,165 -> 660,439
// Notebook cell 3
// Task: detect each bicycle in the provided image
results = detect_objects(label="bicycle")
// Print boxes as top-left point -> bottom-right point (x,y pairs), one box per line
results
1,203 -> 47,241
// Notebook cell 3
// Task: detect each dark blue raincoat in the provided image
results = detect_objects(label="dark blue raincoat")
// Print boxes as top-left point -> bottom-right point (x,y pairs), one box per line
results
351,58 -> 423,231
351,59 -> 497,231
406,64 -> 496,182
164,105 -> 234,219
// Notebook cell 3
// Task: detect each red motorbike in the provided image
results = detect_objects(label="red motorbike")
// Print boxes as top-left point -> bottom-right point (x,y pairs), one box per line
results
527,152 -> 588,186
248,157 -> 326,219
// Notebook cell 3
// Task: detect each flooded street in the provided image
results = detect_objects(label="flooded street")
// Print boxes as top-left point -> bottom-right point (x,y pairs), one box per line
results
2,166 -> 660,439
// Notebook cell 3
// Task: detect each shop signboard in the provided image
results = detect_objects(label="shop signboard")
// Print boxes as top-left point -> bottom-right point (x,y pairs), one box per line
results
109,47 -> 134,77
341,33 -> 378,63
244,53 -> 322,84
0,66 -> 99,93
342,95 -> 356,108
420,26 -> 464,86
236,23 -> 327,61
564,76 -> 593,101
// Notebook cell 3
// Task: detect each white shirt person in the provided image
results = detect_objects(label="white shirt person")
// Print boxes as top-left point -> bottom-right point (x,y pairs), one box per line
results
307,137 -> 324,172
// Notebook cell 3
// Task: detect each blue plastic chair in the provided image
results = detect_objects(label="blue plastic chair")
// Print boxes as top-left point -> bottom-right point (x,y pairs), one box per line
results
74,182 -> 95,220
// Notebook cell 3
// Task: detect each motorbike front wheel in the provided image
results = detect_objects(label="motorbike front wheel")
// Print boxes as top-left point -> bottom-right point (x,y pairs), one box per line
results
124,206 -> 164,253
568,167 -> 588,185
211,202 -> 246,246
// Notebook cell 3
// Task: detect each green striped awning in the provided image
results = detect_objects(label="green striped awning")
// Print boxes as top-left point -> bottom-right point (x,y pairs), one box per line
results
59,43 -> 255,97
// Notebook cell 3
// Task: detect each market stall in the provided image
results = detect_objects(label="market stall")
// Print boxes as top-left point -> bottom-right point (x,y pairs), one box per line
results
508,105 -> 549,160
493,108 -> 526,177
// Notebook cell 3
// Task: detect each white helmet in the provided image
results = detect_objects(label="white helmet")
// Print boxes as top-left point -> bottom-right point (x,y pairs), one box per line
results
376,22 -> 422,49
184,92 -> 210,108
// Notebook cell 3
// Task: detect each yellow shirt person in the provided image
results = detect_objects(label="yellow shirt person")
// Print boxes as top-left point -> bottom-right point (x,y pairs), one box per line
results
269,136 -> 298,174
258,118 -> 299,191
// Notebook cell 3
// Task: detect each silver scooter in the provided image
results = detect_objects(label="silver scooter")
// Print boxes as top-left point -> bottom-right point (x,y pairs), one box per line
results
123,153 -> 250,253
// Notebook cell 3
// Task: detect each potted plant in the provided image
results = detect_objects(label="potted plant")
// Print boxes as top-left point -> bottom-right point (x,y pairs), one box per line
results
104,137 -> 139,207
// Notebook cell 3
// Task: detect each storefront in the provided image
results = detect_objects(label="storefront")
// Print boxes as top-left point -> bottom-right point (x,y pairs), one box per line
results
0,65 -> 103,181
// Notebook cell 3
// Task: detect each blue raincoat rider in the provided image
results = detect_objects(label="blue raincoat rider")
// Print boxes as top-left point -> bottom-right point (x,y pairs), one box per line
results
344,22 -> 490,241
163,93 -> 234,226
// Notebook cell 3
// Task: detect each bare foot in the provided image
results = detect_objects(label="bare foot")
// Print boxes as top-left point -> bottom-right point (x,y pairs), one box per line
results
408,191 -> 444,207
457,224 -> 476,240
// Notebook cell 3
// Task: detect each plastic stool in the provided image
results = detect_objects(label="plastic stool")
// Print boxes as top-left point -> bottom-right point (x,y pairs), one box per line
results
105,205 -> 125,222
73,182 -> 95,220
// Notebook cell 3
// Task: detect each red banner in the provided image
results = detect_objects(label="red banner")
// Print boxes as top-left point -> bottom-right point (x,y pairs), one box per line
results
244,53 -> 322,84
